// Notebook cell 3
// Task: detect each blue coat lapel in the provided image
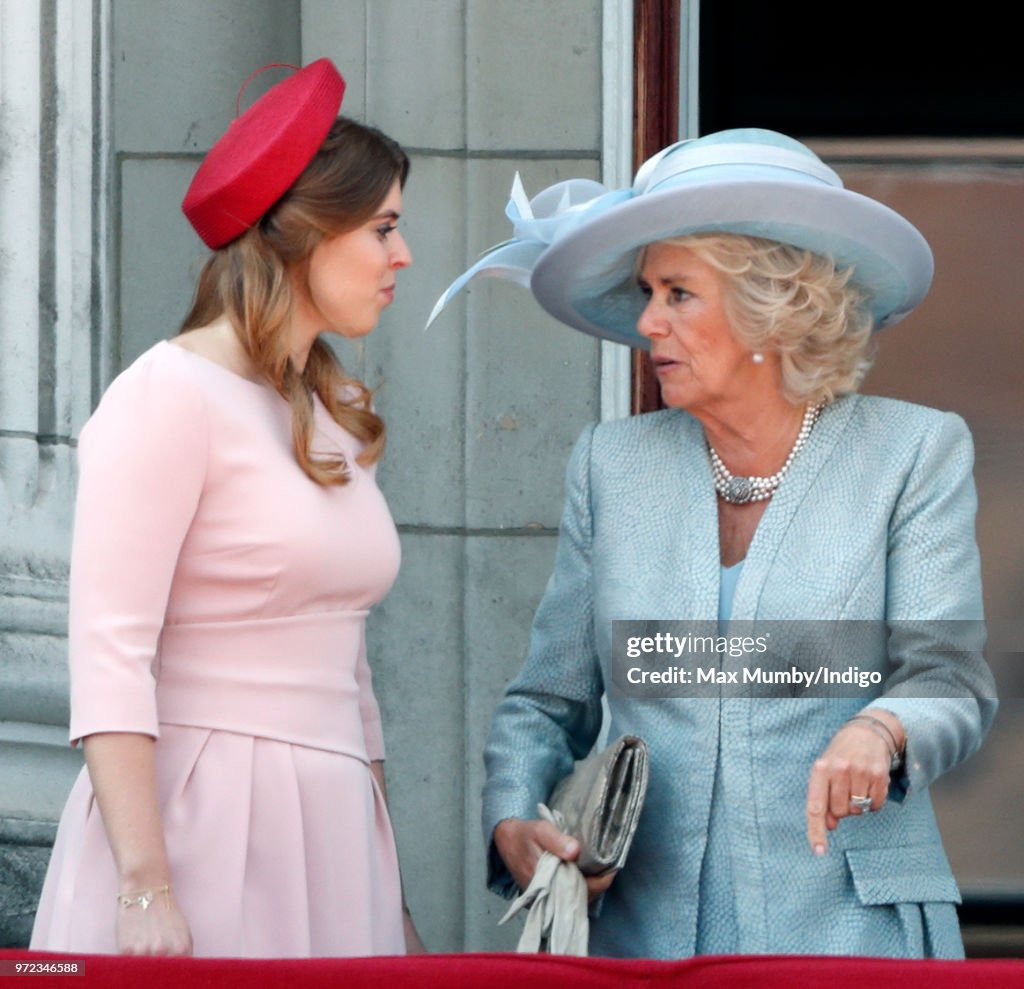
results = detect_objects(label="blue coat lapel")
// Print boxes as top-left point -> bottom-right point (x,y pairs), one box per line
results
649,410 -> 720,622
730,396 -> 858,620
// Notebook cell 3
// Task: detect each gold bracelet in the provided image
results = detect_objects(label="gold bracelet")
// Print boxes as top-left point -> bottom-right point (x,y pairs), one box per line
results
117,884 -> 171,911
844,716 -> 904,772
848,714 -> 901,754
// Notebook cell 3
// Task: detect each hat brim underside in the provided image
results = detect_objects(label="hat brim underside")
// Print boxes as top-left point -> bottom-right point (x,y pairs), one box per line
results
530,179 -> 934,350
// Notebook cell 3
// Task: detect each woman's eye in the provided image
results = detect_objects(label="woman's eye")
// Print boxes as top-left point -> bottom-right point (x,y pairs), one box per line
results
376,223 -> 398,239
638,283 -> 652,298
670,286 -> 689,303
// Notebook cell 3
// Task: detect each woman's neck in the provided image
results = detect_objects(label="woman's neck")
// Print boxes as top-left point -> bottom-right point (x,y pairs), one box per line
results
175,316 -> 263,383
697,395 -> 808,478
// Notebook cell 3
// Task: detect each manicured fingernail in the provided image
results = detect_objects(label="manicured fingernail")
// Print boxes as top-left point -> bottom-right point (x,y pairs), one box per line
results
564,839 -> 579,856
813,844 -> 826,857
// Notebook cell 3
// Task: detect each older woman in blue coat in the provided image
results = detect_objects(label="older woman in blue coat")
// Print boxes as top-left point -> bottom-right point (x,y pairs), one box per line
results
431,129 -> 996,959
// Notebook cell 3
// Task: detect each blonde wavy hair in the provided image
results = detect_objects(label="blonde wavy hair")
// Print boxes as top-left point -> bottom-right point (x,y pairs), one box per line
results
181,117 -> 409,486
662,233 -> 876,405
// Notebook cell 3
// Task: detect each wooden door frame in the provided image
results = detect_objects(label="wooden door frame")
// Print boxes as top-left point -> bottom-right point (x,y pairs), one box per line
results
631,0 -> 681,414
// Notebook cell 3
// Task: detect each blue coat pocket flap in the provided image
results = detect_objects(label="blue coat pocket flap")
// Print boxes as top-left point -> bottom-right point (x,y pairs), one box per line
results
845,845 -> 961,905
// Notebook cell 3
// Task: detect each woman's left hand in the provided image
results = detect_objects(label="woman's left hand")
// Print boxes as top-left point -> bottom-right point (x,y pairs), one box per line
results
805,708 -> 905,856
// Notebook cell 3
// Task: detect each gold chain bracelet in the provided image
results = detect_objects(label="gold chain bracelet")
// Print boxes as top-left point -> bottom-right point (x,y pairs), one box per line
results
117,884 -> 171,911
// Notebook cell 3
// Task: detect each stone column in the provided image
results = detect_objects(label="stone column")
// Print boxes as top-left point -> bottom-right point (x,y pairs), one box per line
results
0,0 -> 107,946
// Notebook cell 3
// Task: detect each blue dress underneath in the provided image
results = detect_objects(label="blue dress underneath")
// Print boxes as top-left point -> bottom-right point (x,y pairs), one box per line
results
694,561 -> 744,954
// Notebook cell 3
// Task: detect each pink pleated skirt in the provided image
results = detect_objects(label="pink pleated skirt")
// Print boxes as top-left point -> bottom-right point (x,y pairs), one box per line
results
30,725 -> 406,957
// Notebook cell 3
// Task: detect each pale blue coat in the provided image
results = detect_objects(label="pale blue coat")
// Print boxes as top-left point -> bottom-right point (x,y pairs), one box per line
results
482,395 -> 996,959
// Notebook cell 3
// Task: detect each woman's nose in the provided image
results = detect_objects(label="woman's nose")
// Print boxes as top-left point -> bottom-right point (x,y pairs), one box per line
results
391,232 -> 412,268
636,298 -> 667,339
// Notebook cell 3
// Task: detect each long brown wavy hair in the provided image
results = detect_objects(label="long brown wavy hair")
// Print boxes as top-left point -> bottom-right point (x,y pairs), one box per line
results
180,116 -> 410,485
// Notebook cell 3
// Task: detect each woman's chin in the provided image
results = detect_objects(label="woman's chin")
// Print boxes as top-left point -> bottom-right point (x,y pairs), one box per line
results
656,384 -> 694,411
324,321 -> 377,342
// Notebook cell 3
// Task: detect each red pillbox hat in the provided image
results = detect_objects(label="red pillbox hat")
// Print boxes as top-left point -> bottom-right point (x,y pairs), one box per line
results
182,59 -> 345,249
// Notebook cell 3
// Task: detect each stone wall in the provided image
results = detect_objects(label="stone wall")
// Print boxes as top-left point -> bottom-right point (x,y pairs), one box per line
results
299,0 -> 609,952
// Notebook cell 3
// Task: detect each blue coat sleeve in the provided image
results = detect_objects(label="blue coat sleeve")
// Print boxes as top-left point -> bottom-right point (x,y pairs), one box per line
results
481,423 -> 606,897
870,412 -> 997,794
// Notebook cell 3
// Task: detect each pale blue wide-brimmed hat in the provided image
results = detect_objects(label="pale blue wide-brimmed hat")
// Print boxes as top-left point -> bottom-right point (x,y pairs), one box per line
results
427,128 -> 934,349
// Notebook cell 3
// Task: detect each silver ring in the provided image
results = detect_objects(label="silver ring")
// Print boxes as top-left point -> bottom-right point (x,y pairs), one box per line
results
850,794 -> 873,814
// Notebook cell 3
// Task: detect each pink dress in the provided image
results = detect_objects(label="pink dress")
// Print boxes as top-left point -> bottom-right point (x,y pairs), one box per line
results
30,341 -> 406,957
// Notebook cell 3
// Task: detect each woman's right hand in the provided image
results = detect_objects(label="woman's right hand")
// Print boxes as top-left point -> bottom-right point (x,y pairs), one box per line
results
115,886 -> 193,956
493,818 -> 617,902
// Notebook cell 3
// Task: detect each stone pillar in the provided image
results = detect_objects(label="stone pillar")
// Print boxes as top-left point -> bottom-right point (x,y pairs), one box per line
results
0,0 -> 106,946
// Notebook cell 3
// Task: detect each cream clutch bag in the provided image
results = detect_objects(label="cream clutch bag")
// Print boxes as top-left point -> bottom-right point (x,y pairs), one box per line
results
547,734 -> 649,874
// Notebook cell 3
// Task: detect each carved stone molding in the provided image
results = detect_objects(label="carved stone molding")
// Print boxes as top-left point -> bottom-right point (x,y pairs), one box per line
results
0,0 -> 107,946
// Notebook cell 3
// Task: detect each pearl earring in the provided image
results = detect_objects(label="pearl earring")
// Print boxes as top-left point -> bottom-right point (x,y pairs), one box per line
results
752,352 -> 765,364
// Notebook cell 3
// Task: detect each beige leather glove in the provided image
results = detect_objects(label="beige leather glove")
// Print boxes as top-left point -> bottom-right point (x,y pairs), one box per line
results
499,805 -> 589,955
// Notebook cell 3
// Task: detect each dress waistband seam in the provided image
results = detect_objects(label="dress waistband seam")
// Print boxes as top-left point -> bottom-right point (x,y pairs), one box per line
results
158,719 -> 371,763
162,609 -> 370,632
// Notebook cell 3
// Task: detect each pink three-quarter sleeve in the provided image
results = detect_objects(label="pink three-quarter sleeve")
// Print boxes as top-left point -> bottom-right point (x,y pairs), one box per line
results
67,353 -> 208,745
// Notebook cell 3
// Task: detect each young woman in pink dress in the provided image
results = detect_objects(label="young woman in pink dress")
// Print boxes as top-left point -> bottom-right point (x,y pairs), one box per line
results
30,59 -> 424,957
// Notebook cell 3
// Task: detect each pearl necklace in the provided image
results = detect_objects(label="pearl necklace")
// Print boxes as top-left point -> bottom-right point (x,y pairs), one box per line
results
708,403 -> 823,505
